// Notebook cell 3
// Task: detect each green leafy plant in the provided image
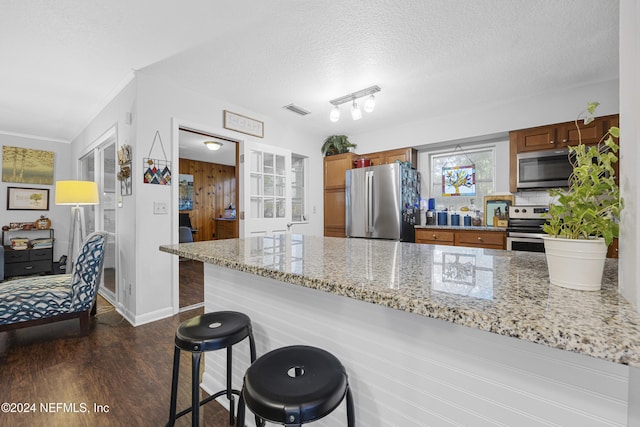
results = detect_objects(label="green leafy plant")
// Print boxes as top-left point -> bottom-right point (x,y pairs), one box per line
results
321,135 -> 356,156
543,102 -> 621,245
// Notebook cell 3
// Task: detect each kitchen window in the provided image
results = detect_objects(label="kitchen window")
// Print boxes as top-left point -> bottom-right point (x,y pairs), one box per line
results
428,146 -> 495,211
291,154 -> 308,222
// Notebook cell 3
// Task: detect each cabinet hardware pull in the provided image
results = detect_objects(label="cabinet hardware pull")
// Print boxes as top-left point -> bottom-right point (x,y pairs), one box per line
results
25,266 -> 33,270
432,234 -> 437,239
549,140 -> 555,144
477,237 -> 483,241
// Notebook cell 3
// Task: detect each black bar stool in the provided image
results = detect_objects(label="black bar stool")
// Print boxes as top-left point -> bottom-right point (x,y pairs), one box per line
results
236,345 -> 355,427
167,311 -> 256,427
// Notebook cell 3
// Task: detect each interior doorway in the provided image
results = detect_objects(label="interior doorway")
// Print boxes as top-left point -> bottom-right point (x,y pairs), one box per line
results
177,127 -> 239,311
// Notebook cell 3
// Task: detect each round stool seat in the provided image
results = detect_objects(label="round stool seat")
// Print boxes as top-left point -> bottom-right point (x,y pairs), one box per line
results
175,311 -> 252,352
242,345 -> 350,425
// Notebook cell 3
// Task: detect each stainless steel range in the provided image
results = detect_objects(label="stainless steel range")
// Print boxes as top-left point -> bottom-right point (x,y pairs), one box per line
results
506,205 -> 549,252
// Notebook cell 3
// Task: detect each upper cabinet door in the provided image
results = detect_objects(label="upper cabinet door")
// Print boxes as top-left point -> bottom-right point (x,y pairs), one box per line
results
516,125 -> 558,152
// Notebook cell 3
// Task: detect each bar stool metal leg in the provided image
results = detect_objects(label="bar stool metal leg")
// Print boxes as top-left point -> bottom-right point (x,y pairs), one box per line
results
168,346 -> 181,427
192,351 -> 203,427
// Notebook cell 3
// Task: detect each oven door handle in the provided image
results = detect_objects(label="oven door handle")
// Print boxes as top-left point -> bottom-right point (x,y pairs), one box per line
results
507,232 -> 547,239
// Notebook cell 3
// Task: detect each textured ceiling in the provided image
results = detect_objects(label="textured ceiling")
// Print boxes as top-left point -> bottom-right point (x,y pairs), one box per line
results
0,0 -> 619,143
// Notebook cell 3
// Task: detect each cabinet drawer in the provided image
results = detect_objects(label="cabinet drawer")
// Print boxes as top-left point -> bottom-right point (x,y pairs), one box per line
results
5,260 -> 52,277
415,229 -> 454,245
30,248 -> 53,261
455,231 -> 505,249
5,249 -> 29,263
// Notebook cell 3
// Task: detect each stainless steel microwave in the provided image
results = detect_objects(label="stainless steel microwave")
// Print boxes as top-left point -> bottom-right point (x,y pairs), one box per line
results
516,148 -> 572,190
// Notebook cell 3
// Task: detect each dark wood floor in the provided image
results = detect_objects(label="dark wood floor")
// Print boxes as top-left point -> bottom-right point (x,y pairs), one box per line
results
180,260 -> 204,309
0,296 -> 237,427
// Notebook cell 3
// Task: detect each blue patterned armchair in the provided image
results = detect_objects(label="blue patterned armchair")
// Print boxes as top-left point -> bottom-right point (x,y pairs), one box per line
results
0,232 -> 107,335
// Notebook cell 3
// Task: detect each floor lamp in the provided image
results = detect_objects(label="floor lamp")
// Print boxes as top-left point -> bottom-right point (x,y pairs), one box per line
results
55,180 -> 99,271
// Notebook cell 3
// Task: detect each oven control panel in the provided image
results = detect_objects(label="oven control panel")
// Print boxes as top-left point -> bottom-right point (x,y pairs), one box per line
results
509,205 -> 549,219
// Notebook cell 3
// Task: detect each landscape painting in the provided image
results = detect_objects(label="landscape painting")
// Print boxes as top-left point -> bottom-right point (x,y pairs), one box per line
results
2,146 -> 54,185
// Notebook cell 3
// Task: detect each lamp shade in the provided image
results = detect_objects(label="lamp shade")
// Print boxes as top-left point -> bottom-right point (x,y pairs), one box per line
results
55,180 -> 99,205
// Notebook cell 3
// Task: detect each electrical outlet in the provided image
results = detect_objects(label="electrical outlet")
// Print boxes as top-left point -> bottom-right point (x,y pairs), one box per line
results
153,201 -> 168,215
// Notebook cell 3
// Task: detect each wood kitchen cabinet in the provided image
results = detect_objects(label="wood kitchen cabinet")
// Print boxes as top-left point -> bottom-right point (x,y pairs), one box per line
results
415,229 -> 454,246
415,228 -> 506,250
215,219 -> 237,240
324,152 -> 356,237
454,229 -> 505,250
361,148 -> 418,169
509,114 -> 619,192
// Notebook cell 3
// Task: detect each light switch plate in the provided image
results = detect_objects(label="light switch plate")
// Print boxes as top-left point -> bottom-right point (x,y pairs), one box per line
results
153,201 -> 168,215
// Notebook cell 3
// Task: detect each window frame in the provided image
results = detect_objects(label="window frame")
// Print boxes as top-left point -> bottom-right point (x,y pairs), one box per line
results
291,153 -> 309,224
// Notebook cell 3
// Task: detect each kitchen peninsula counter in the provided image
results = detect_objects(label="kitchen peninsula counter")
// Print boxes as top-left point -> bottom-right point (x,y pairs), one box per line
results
160,235 -> 640,426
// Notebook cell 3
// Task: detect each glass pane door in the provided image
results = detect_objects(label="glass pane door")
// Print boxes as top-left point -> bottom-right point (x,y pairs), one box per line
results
79,137 -> 117,301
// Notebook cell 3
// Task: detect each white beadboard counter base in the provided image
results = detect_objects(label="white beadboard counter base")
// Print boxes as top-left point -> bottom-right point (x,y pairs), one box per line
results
160,235 -> 640,426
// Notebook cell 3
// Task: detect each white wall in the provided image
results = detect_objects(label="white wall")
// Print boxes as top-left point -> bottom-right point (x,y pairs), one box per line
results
132,71 -> 324,323
350,79 -> 619,153
619,0 -> 640,310
0,134 -> 71,260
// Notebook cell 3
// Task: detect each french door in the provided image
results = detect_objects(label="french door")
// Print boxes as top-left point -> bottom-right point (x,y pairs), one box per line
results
240,140 -> 292,236
79,136 -> 117,303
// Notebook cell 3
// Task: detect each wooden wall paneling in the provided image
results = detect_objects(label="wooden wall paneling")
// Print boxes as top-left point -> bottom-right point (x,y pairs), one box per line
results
179,158 -> 236,241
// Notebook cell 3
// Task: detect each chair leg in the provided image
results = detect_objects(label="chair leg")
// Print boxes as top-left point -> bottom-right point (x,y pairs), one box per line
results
227,346 -> 235,425
192,351 -> 202,427
346,386 -> 355,427
235,391 -> 245,427
167,346 -> 181,427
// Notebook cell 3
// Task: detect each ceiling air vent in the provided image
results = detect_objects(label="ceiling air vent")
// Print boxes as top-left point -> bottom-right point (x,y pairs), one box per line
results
283,104 -> 311,116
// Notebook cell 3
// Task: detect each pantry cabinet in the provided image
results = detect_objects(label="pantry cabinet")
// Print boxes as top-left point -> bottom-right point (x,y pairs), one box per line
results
323,152 -> 356,237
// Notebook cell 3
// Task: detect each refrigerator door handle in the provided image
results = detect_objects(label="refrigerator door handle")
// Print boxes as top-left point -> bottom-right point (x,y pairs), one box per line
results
367,171 -> 373,234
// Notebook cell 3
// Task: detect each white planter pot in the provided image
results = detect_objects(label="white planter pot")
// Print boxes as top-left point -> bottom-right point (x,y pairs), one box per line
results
541,236 -> 608,291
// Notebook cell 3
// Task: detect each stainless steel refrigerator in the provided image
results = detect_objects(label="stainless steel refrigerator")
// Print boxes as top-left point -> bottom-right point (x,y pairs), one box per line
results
345,162 -> 420,241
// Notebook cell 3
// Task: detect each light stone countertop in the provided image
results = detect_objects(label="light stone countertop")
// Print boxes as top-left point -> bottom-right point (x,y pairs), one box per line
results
160,235 -> 640,367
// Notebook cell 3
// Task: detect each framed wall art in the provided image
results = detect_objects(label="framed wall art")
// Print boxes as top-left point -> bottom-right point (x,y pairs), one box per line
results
223,110 -> 264,138
2,146 -> 54,185
7,187 -> 50,211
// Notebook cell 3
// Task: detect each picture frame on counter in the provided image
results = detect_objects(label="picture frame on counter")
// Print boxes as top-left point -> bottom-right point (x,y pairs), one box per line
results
6,186 -> 50,211
484,195 -> 514,227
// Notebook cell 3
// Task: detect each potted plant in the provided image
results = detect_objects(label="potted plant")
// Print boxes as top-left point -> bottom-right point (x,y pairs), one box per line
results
321,135 -> 357,156
541,102 -> 621,291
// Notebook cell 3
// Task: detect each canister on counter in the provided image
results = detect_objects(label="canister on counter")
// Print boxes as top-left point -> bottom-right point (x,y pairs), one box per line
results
437,211 -> 448,226
464,215 -> 472,226
451,213 -> 460,226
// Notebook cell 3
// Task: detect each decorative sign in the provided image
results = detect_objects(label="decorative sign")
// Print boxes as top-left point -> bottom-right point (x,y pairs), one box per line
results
143,131 -> 171,185
442,165 -> 475,196
2,146 -> 54,185
223,110 -> 264,138
179,174 -> 194,211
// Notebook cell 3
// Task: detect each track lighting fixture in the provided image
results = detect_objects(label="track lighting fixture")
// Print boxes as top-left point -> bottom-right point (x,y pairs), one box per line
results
330,105 -> 341,122
328,85 -> 380,122
351,100 -> 362,120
